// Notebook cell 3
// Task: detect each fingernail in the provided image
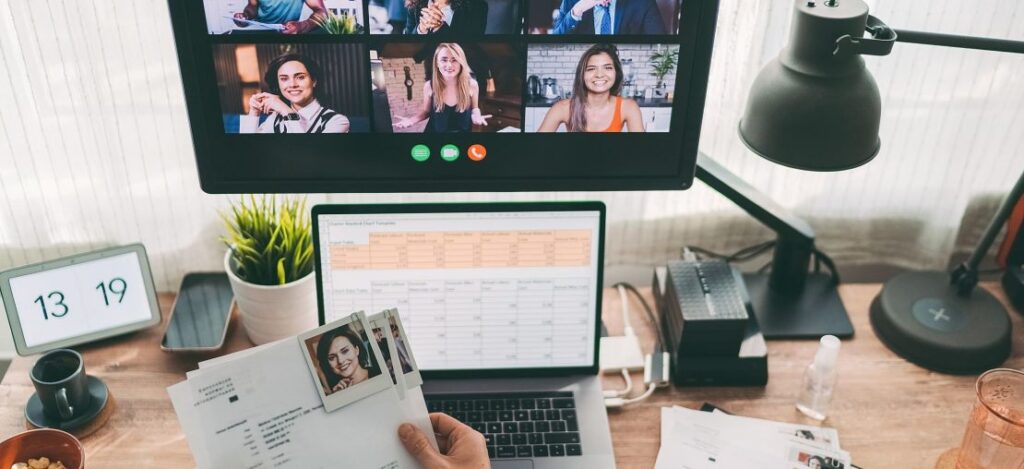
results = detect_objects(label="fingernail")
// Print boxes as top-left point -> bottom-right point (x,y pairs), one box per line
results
398,423 -> 415,440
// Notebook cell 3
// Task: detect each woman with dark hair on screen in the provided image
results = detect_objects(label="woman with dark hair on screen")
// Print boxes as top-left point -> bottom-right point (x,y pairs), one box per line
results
403,0 -> 486,35
316,325 -> 380,393
394,43 -> 491,133
241,53 -> 350,134
537,43 -> 645,133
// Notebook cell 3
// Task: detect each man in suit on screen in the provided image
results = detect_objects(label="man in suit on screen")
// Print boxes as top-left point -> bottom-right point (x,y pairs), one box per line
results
553,0 -> 667,35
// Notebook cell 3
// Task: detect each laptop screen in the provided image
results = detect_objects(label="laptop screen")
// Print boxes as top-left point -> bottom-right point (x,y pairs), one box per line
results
314,204 -> 603,375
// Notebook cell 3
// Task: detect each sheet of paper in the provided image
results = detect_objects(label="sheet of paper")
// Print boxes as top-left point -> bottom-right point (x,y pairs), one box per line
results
172,338 -> 434,468
669,407 -> 851,468
222,15 -> 285,31
656,407 -> 790,469
706,407 -> 841,450
168,381 -> 212,468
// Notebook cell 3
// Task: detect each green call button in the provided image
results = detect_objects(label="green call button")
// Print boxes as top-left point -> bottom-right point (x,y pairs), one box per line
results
440,144 -> 460,162
411,144 -> 431,162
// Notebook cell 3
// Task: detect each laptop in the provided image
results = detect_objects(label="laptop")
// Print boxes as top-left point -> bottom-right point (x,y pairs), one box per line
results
312,202 -> 615,468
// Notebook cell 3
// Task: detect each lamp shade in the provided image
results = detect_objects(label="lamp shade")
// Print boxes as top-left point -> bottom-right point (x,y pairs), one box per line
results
739,0 -> 882,171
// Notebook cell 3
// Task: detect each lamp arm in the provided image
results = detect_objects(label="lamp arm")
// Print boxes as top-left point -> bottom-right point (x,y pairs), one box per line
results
696,154 -> 815,241
834,16 -> 1024,57
892,29 -> 1024,55
696,153 -> 817,295
951,168 -> 1024,296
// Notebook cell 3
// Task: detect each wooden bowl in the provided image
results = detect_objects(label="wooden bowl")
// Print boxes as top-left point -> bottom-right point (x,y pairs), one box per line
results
0,428 -> 84,469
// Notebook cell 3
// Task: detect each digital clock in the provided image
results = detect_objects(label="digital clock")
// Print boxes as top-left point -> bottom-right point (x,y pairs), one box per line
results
0,244 -> 161,355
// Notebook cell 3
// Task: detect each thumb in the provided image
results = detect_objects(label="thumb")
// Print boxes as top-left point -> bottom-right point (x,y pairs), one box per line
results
399,423 -> 444,467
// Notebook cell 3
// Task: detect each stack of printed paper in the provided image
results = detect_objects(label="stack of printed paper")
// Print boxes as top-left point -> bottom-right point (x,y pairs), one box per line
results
655,406 -> 851,469
168,309 -> 436,468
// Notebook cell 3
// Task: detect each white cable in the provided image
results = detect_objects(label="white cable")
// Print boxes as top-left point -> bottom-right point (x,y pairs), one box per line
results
617,284 -> 635,337
604,384 -> 657,408
603,368 -> 633,398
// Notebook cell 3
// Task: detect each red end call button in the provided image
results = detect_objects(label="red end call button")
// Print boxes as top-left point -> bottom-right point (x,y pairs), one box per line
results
467,144 -> 487,161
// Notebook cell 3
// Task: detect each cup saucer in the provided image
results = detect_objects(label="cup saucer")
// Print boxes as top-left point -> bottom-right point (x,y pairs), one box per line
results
25,375 -> 109,431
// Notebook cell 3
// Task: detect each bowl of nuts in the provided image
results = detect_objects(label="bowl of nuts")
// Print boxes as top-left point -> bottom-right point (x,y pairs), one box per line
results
0,429 -> 82,469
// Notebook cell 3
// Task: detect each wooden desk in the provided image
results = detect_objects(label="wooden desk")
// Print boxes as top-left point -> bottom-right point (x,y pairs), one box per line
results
0,283 -> 1018,468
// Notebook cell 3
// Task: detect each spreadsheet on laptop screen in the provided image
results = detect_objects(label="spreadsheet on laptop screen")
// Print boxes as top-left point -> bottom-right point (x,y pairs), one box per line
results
317,210 -> 601,371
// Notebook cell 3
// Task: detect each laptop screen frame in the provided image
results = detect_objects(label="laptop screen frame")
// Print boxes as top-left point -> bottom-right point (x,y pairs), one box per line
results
312,202 -> 604,379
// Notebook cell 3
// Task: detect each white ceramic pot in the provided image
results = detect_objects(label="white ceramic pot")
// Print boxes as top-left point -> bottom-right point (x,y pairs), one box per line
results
224,250 -> 319,345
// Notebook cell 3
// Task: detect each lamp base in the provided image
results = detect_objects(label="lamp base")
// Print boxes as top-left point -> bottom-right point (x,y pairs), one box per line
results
870,271 -> 1011,374
743,273 -> 854,339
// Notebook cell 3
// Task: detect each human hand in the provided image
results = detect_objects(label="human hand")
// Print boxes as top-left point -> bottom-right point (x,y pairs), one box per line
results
332,377 -> 356,392
252,93 -> 292,115
572,0 -> 610,17
233,12 -> 250,27
418,7 -> 444,33
248,93 -> 267,116
399,413 -> 489,469
471,109 -> 492,126
282,19 -> 311,34
394,116 -> 418,129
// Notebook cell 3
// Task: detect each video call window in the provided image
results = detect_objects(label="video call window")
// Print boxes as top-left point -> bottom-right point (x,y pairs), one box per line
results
198,1 -> 686,134
367,0 -> 523,35
525,43 -> 678,132
213,43 -> 371,133
371,42 -> 524,133
527,0 -> 680,35
203,0 -> 366,34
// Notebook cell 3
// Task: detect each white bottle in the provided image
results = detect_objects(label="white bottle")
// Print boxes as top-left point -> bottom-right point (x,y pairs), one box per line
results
796,335 -> 841,420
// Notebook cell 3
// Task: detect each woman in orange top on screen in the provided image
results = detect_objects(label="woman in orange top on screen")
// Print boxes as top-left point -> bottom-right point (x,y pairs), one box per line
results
538,44 -> 645,133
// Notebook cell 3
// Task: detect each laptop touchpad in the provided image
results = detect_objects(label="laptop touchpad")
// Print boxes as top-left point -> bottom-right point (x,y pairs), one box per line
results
491,460 -> 534,469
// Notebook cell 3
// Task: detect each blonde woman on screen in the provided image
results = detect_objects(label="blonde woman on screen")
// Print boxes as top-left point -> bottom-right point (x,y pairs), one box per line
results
537,44 -> 645,133
394,43 -> 491,133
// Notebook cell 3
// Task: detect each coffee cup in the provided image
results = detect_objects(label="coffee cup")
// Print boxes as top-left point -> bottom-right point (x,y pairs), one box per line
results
29,349 -> 92,421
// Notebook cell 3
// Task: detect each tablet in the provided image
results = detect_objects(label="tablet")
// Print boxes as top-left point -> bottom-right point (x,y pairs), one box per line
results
0,244 -> 162,355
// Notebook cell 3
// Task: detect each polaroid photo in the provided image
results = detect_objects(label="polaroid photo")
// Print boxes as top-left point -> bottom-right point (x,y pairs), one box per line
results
383,308 -> 423,388
788,447 -> 849,469
369,311 -> 406,400
299,311 -> 393,412
789,427 -> 839,450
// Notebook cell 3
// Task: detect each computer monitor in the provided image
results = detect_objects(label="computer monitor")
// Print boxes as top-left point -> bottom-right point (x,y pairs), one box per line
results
167,0 -> 720,192
312,202 -> 604,378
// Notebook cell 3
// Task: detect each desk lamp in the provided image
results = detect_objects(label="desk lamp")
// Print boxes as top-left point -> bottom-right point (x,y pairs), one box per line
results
739,0 -> 1024,372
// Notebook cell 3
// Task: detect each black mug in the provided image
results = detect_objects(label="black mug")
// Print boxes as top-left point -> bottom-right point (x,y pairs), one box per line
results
30,349 -> 92,421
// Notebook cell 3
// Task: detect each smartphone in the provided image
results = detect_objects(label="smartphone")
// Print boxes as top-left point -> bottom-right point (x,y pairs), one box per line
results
161,272 -> 234,351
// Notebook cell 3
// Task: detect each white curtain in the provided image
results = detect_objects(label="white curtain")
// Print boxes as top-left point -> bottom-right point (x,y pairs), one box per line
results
1,0 -> 1022,355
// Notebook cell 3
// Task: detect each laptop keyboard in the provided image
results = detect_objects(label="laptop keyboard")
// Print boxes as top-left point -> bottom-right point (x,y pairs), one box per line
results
425,392 -> 583,459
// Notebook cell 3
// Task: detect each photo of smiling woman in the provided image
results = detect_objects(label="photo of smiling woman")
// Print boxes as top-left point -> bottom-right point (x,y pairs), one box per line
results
394,43 -> 492,133
525,42 -> 677,132
314,324 -> 382,394
213,43 -> 371,133
537,44 -> 644,133
242,53 -> 350,133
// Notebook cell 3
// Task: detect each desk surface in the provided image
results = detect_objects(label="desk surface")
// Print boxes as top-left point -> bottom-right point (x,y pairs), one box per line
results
0,283 -> 1019,468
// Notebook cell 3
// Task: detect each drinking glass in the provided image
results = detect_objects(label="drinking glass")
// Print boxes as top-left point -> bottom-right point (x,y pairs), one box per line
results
955,368 -> 1024,469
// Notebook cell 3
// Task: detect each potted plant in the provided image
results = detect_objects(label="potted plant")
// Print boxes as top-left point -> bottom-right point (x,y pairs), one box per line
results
649,46 -> 679,99
221,195 -> 319,345
312,10 -> 363,35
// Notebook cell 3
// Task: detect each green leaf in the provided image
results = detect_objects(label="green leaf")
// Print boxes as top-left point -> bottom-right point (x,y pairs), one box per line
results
277,258 -> 286,285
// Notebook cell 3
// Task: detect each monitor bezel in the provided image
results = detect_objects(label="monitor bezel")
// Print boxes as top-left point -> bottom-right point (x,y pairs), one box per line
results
312,201 -> 605,379
167,0 -> 721,193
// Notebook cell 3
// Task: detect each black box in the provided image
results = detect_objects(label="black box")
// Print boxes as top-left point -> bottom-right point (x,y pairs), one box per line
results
654,266 -> 768,387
